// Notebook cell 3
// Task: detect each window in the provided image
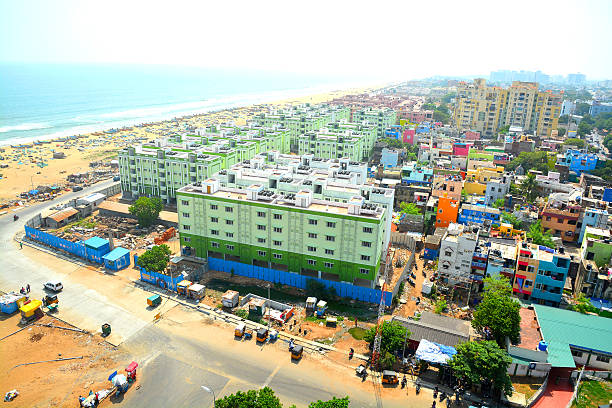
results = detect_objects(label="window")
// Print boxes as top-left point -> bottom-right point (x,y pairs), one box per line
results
226,232 -> 234,238
361,255 -> 371,261
359,268 -> 369,274
257,238 -> 266,244
307,259 -> 316,266
183,225 -> 190,231
325,249 -> 334,255
273,214 -> 282,220
257,225 -> 266,231
307,246 -> 316,252
226,244 -> 234,251
257,250 -> 266,257
362,241 -> 372,248
225,206 -> 233,213
535,283 -> 542,290
327,221 -> 336,228
524,279 -> 533,288
528,265 -> 535,273
273,227 -> 282,233
210,204 -> 218,210
257,211 -> 266,217
183,237 -> 191,242
308,233 -> 317,238
211,242 -> 219,248
596,355 -> 611,363
273,253 -> 282,259
182,212 -> 190,218
181,200 -> 189,206
326,235 -> 335,242
324,262 -> 333,268
308,219 -> 317,225
571,350 -> 583,358
210,217 -> 218,223
557,218 -> 563,224
545,216 -> 551,221
363,227 -> 373,233
226,220 -> 234,225
273,240 -> 282,246
210,229 -> 219,235
445,251 -> 452,257
586,251 -> 595,260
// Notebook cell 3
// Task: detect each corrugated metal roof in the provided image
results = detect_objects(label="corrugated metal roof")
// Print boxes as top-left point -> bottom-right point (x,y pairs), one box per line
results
102,247 -> 130,262
392,312 -> 470,347
83,236 -> 109,249
535,305 -> 612,368
49,207 -> 79,222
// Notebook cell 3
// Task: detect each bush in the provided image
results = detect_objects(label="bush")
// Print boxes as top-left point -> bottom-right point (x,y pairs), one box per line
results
435,298 -> 447,314
234,309 -> 248,319
348,327 -> 366,340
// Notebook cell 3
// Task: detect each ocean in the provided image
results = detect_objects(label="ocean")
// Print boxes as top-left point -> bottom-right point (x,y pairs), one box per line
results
0,64 -> 369,146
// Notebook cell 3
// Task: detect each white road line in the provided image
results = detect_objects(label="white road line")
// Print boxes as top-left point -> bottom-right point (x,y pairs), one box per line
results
262,364 -> 281,387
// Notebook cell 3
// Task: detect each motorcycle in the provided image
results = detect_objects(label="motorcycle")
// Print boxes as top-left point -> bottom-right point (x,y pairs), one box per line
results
401,376 -> 407,389
13,214 -> 19,222
440,392 -> 447,402
349,348 -> 354,359
415,382 -> 421,394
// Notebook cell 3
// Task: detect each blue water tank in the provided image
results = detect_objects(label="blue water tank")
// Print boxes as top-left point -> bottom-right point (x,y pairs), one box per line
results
538,341 -> 548,351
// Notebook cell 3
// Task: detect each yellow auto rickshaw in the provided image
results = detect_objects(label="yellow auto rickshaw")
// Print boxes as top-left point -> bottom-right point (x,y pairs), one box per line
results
256,327 -> 268,343
291,344 -> 303,360
235,322 -> 246,338
382,370 -> 399,385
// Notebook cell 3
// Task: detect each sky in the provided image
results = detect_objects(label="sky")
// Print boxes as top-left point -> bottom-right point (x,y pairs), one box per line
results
1,0 -> 611,81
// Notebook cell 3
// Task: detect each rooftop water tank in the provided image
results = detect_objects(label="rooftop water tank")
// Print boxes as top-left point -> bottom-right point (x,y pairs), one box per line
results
538,341 -> 548,352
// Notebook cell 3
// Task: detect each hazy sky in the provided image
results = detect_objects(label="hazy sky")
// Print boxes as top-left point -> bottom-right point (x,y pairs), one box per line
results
1,0 -> 611,80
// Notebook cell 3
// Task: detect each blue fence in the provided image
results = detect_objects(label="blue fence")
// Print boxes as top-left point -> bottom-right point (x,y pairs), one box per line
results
24,226 -> 109,264
134,255 -> 181,291
208,257 -> 392,305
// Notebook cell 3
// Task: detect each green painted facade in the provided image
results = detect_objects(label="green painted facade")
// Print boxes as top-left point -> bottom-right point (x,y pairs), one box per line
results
297,122 -> 377,161
352,107 -> 398,138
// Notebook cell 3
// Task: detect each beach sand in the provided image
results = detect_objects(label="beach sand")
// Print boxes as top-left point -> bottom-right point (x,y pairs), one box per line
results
0,87 -> 370,202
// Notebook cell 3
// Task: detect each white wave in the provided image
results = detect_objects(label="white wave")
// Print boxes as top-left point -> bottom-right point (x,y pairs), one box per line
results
0,122 -> 52,133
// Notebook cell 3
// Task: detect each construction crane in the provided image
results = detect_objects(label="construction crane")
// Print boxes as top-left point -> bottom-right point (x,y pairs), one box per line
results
371,246 -> 392,368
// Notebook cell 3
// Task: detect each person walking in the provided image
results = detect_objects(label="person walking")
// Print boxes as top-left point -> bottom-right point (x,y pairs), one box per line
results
19,241 -> 23,250
26,284 -> 30,293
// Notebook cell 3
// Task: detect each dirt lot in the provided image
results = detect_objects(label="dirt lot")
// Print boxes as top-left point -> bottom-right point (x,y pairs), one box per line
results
0,313 -> 128,407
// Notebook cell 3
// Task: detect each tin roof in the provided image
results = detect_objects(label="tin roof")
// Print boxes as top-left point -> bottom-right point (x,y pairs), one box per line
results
83,236 -> 109,249
535,305 -> 612,367
102,247 -> 130,262
392,312 -> 470,347
49,207 -> 79,222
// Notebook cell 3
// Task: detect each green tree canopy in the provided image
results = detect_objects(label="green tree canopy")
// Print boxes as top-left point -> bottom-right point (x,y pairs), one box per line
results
449,340 -> 513,397
591,159 -> 612,182
563,138 -> 585,148
527,220 -> 555,248
575,102 -> 591,116
492,198 -> 505,209
136,244 -> 172,273
308,397 -> 350,408
520,173 -> 539,203
400,202 -> 421,215
506,151 -> 552,174
129,196 -> 163,227
381,137 -> 403,149
363,321 -> 410,356
498,125 -> 510,135
569,294 -> 599,314
472,276 -> 521,346
557,127 -> 566,137
215,387 -> 282,408
501,212 -> 522,229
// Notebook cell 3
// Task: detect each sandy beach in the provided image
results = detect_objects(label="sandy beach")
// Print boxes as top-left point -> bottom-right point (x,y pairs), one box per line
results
0,87 -> 371,203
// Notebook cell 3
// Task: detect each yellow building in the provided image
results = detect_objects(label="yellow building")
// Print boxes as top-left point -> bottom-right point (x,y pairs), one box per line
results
454,79 -> 561,138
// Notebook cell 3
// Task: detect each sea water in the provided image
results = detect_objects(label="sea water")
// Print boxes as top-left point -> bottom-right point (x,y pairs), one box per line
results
0,63 -> 369,145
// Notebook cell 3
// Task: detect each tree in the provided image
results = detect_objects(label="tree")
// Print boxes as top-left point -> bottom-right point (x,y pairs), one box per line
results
563,138 -> 585,149
215,387 -> 282,408
400,202 -> 421,215
520,173 -> 539,203
472,276 -> 521,347
381,137 -> 403,149
136,244 -> 172,273
434,297 -> 447,314
527,220 -> 555,248
308,397 -> 350,408
448,340 -> 513,397
569,294 -> 599,314
506,151 -> 552,174
575,102 -> 591,117
492,198 -> 505,209
129,196 -> 163,227
501,212 -> 522,229
363,321 -> 410,356
557,127 -> 566,137
498,125 -> 510,135
591,160 -> 612,182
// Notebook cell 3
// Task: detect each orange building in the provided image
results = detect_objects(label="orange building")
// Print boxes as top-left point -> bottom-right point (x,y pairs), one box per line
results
540,202 -> 581,242
436,195 -> 459,228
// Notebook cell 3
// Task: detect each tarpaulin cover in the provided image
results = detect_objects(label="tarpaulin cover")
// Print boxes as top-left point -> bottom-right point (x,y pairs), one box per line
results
415,339 -> 457,364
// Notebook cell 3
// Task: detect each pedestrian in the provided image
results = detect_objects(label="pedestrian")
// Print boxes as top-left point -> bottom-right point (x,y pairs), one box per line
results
20,287 -> 25,295
19,241 -> 23,250
26,284 -> 30,293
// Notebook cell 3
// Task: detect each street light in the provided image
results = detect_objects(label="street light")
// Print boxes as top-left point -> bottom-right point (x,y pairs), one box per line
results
201,385 -> 215,407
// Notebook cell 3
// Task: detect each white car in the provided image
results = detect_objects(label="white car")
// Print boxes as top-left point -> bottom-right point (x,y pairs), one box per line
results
44,281 -> 63,292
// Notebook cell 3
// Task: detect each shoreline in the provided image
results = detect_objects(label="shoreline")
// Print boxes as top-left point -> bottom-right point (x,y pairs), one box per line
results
0,84 -> 377,202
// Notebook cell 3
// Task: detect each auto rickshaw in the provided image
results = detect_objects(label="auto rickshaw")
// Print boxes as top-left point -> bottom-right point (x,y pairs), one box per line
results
235,322 -> 246,338
291,344 -> 303,360
256,327 -> 268,343
382,370 -> 399,385
125,361 -> 138,383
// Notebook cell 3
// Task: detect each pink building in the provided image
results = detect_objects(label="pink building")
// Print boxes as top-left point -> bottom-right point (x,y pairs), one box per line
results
452,143 -> 470,157
464,130 -> 480,140
403,128 -> 416,144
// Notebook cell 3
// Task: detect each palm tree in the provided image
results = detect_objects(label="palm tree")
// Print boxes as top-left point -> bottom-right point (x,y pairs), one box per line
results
521,173 -> 538,203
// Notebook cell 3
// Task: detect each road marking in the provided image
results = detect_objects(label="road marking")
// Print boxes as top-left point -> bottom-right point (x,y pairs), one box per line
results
262,364 -> 281,387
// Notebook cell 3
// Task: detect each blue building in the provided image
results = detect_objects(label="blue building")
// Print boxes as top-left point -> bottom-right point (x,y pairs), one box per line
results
385,125 -> 403,140
556,149 -> 598,175
578,207 -> 609,244
401,164 -> 434,186
589,102 -> 612,117
416,123 -> 431,134
532,248 -> 571,307
83,237 -> 110,263
381,148 -> 399,168
103,247 -> 131,271
602,188 -> 612,203
457,204 -> 501,225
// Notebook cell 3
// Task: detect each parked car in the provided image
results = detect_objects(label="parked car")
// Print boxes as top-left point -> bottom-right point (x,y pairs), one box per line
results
113,176 -> 120,181
44,280 -> 63,292
72,186 -> 83,192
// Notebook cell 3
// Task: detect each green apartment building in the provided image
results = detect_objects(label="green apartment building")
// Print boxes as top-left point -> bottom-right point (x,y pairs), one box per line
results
118,125 -> 290,202
352,107 -> 398,138
176,155 -> 394,288
249,104 -> 351,152
297,122 -> 377,161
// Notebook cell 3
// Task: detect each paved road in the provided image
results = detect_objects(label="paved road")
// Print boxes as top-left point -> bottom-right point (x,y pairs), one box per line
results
0,182 -> 432,407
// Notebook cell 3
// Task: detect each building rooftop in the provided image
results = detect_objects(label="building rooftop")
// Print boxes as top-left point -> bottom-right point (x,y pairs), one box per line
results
535,304 -> 612,368
517,307 -> 543,350
48,207 -> 79,223
102,247 -> 130,261
392,312 -> 470,347
83,236 -> 109,250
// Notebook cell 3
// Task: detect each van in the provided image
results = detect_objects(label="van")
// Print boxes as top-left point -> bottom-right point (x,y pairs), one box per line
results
44,281 -> 63,292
